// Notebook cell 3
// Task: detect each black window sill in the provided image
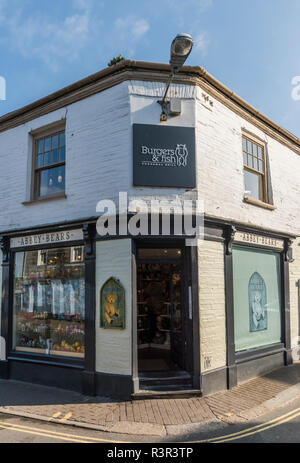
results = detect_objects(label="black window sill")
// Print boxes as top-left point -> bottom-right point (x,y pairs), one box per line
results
22,193 -> 67,205
235,343 -> 284,363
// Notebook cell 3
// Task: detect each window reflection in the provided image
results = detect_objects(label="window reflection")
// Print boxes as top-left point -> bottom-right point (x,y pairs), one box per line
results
13,246 -> 85,358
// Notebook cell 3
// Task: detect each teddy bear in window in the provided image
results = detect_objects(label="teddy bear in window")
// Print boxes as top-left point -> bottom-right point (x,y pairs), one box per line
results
105,293 -> 119,325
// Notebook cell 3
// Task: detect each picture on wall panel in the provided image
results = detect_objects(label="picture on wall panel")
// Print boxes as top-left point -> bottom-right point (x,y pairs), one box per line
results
248,272 -> 268,332
100,277 -> 125,329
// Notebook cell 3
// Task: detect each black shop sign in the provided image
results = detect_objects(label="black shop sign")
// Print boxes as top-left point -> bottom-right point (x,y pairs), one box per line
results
133,124 -> 196,188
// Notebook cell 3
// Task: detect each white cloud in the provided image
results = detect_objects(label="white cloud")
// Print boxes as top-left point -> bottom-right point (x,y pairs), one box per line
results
194,32 -> 210,57
0,1 -> 102,71
132,19 -> 150,39
114,15 -> 150,58
115,16 -> 150,39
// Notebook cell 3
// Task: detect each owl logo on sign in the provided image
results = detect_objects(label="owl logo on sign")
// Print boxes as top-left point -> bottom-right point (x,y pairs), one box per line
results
175,144 -> 188,167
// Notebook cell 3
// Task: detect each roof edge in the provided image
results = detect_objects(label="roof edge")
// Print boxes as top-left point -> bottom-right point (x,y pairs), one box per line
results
0,60 -> 299,152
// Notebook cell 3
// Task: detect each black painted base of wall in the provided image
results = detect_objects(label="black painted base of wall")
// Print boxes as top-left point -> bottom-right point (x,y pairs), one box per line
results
1,354 -> 287,400
1,359 -> 134,399
0,360 -> 9,379
82,370 -> 96,396
284,348 -> 293,366
95,372 -> 133,399
8,360 -> 83,392
201,352 -> 286,396
236,352 -> 285,383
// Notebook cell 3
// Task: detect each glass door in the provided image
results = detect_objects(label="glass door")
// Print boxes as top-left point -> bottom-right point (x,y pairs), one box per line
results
170,269 -> 185,370
137,247 -> 186,373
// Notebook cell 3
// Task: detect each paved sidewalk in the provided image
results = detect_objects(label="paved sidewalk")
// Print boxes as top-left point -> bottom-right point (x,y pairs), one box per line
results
1,364 -> 300,436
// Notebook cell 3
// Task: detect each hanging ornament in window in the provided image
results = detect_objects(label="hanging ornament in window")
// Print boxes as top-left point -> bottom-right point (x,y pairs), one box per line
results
58,173 -> 63,184
49,177 -> 53,186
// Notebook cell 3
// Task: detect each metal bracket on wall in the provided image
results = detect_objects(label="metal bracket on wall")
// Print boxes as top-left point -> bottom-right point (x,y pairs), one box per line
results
82,223 -> 96,256
223,225 -> 237,256
0,236 -> 10,263
284,238 -> 294,262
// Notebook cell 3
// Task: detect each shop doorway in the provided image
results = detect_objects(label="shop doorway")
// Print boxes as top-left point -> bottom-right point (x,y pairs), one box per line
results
136,247 -> 191,378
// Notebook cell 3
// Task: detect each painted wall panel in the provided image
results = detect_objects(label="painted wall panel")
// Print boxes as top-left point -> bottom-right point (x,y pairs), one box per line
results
95,239 -> 132,375
198,240 -> 226,372
290,238 -> 300,348
0,79 -> 299,237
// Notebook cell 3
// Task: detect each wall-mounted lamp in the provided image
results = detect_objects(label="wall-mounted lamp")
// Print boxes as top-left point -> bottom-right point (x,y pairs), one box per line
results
158,33 -> 194,122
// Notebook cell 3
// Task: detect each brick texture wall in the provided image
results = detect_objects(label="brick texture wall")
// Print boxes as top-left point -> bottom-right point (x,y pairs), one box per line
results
95,239 -> 132,376
195,85 -> 300,236
198,240 -> 226,372
290,238 -> 300,348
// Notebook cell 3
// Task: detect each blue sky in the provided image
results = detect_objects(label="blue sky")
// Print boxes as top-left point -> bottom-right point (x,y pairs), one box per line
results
0,0 -> 300,136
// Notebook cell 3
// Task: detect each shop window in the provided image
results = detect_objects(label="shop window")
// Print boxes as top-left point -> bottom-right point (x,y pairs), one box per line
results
33,129 -> 66,199
232,246 -> 282,352
70,246 -> 84,263
242,135 -> 268,202
13,246 -> 85,358
37,250 -> 47,266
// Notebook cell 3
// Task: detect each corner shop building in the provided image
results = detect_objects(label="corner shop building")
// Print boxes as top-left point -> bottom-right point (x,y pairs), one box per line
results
0,61 -> 299,398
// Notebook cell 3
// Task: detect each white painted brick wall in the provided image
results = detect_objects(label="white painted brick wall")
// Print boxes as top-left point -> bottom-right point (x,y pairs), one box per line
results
195,85 -> 300,235
0,76 -> 299,373
290,238 -> 300,348
0,79 -> 299,237
95,239 -> 132,375
0,249 -> 2,330
0,82 -> 132,231
198,240 -> 226,371
0,249 -> 3,361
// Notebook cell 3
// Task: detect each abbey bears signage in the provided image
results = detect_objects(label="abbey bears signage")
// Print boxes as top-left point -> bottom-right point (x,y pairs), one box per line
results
133,124 -> 196,188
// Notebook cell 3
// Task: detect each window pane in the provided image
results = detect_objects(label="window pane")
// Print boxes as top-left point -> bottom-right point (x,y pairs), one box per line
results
242,137 -> 247,151
243,152 -> 247,165
244,169 -> 263,200
44,151 -> 51,166
252,143 -> 258,157
71,246 -> 84,263
38,140 -> 44,154
232,247 -> 281,351
59,146 -> 65,162
59,132 -> 65,147
37,154 -> 44,168
13,248 -> 85,357
252,157 -> 258,171
247,140 -> 252,154
257,146 -> 263,159
39,166 -> 65,197
52,149 -> 58,163
44,137 -> 51,151
258,159 -> 264,173
52,135 -> 59,149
